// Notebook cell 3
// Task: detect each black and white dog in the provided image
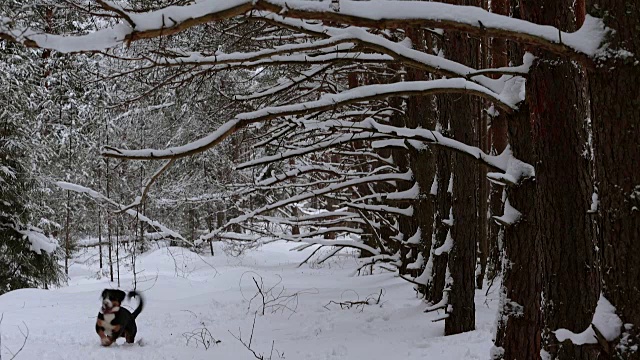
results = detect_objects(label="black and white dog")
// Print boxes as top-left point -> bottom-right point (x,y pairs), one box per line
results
95,289 -> 144,346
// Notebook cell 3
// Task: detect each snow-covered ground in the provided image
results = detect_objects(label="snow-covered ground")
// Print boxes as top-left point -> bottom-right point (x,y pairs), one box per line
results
0,242 -> 499,359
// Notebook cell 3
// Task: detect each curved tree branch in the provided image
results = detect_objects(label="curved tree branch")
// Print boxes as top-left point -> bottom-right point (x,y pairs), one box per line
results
0,0 -> 605,62
102,78 -> 516,160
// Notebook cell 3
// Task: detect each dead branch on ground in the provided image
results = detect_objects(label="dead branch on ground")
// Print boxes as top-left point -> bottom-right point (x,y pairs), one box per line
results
323,289 -> 385,312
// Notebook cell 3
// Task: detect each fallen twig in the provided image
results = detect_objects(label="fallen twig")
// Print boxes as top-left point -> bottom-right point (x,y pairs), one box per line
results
323,289 -> 385,312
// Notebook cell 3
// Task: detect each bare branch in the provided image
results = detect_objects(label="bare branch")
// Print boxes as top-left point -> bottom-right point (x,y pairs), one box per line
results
117,159 -> 175,214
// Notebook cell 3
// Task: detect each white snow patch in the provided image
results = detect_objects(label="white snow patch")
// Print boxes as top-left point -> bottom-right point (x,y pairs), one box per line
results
0,241 -> 501,360
554,294 -> 623,345
430,174 -> 438,196
434,230 -> 454,256
589,192 -> 599,213
493,197 -> 522,226
406,228 -> 422,245
17,226 -> 58,254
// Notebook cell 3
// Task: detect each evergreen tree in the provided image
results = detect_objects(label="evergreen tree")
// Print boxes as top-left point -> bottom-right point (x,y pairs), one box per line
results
0,40 -> 61,295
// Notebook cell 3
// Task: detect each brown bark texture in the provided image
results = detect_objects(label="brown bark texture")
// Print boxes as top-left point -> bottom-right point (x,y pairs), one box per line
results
587,0 -> 640,357
492,2 -> 542,357
528,59 -> 600,360
442,0 -> 481,334
424,31 -> 450,305
493,103 -> 542,360
521,0 -> 600,358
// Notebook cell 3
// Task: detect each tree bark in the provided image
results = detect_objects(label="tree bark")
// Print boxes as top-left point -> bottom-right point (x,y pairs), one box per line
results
442,0 -> 480,332
492,103 -> 542,360
404,27 -> 437,283
427,132 -> 452,305
519,0 -> 600,358
390,91 -> 416,275
486,0 -> 510,281
492,3 -> 542,357
586,0 -> 640,357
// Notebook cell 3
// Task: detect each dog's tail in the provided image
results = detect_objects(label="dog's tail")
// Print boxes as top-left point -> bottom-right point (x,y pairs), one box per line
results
128,291 -> 144,319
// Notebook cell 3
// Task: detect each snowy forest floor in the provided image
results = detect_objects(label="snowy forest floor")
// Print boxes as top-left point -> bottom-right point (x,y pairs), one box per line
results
0,242 -> 499,359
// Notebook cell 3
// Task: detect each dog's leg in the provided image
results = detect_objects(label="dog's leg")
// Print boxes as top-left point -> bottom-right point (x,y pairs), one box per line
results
125,323 -> 137,344
110,324 -> 122,344
96,320 -> 113,346
125,331 -> 135,344
101,337 -> 114,347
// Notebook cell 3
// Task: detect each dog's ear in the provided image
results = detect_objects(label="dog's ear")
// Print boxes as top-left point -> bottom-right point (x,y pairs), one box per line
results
115,290 -> 126,303
101,289 -> 108,299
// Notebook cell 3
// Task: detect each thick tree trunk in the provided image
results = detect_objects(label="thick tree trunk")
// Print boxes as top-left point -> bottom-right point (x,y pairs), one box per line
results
586,0 -> 640,357
474,0 -> 494,290
519,0 -> 600,358
492,4 -> 542,356
422,32 -> 450,305
528,58 -> 599,360
448,97 -> 479,334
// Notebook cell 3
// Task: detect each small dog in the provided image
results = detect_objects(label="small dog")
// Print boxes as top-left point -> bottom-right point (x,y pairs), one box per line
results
95,289 -> 144,346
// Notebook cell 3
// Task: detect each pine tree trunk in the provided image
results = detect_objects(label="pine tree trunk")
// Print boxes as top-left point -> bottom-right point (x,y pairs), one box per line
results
486,0 -> 510,280
390,95 -> 416,275
106,162 -> 113,282
98,204 -> 103,270
442,0 -> 480,332
529,58 -> 599,360
427,141 -> 452,304
116,220 -> 120,287
475,0 -> 491,290
64,190 -> 71,276
518,0 -> 600,358
586,0 -> 640,356
492,103 -> 542,360
492,9 -> 542,353
404,27 -> 436,282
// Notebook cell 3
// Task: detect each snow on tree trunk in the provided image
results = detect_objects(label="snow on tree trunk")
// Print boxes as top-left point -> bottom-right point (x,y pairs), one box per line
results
492,102 -> 543,360
404,26 -> 437,283
389,76 -> 417,276
486,0 -> 510,281
428,85 -> 454,304
443,0 -> 480,334
519,0 -> 601,358
587,0 -> 640,357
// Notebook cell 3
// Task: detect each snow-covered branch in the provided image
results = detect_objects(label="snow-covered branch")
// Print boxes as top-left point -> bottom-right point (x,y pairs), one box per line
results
198,171 -> 413,241
0,0 -> 606,62
55,181 -> 187,243
102,78 -> 516,160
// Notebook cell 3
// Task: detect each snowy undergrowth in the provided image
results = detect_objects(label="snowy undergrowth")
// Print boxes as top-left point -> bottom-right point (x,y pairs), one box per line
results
0,242 -> 499,359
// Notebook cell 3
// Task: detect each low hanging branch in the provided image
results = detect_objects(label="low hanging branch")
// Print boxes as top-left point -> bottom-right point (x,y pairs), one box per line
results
197,171 -> 413,242
102,78 -> 517,160
258,13 -> 527,92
